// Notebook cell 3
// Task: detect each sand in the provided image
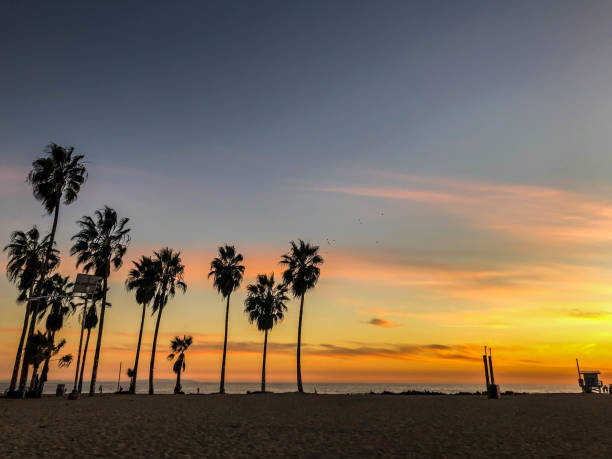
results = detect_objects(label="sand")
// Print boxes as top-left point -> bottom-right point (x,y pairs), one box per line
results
1,393 -> 612,457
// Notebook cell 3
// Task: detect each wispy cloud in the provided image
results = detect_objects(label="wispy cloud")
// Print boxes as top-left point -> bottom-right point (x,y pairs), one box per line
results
316,174 -> 612,244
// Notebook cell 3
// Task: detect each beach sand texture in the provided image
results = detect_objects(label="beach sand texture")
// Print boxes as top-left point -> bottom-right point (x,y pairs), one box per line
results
2,393 -> 611,457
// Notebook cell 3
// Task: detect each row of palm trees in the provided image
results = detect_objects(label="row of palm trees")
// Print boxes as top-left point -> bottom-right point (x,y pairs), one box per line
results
4,143 -> 324,396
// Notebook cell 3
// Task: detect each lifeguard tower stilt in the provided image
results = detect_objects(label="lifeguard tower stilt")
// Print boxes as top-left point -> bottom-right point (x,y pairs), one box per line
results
483,346 -> 500,399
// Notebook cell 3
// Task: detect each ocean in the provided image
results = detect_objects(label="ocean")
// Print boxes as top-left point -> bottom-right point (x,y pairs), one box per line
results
3,379 -> 582,395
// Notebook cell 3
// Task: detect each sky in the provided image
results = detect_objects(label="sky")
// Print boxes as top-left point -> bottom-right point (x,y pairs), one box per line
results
2,0 -> 612,386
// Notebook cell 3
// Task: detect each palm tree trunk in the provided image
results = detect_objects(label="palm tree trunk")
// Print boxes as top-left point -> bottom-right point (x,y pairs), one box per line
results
18,304 -> 37,392
130,302 -> 147,394
296,293 -> 305,393
262,329 -> 268,392
8,287 -> 33,392
72,297 -> 88,391
38,330 -> 55,395
149,306 -> 164,395
89,269 -> 108,396
220,294 -> 230,394
78,326 -> 92,393
18,203 -> 60,392
29,363 -> 40,393
174,362 -> 182,394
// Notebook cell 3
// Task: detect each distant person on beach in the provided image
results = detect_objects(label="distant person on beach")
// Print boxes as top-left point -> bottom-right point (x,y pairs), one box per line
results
197,387 -> 200,394
99,385 -> 103,394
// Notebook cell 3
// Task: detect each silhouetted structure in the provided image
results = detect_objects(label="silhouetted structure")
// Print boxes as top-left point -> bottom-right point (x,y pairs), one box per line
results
483,346 -> 500,399
576,359 -> 604,393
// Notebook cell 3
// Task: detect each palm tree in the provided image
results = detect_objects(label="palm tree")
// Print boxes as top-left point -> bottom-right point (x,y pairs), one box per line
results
244,273 -> 288,392
149,248 -> 186,395
125,256 -> 157,393
3,226 -> 59,393
37,274 -> 76,395
77,300 -> 99,393
209,245 -> 245,394
36,274 -> 75,395
280,240 -> 323,393
167,335 -> 193,394
71,206 -> 130,396
23,143 -> 86,391
25,331 -> 69,396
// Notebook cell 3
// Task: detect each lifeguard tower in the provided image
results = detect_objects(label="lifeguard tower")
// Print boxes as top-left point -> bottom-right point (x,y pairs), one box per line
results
576,359 -> 604,393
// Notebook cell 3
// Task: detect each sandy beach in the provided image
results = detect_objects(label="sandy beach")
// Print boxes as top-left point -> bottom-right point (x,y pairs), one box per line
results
2,393 -> 612,457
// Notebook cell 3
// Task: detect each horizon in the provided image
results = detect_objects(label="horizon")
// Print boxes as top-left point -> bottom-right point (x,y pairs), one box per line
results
4,0 -> 612,389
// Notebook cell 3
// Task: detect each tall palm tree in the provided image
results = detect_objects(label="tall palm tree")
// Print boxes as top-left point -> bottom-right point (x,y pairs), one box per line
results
71,206 -> 130,396
244,273 -> 288,392
125,255 -> 157,393
280,240 -> 323,393
22,143 -> 86,391
77,299 -> 99,393
209,245 -> 245,394
37,274 -> 76,395
3,226 -> 59,393
149,248 -> 186,395
167,335 -> 193,394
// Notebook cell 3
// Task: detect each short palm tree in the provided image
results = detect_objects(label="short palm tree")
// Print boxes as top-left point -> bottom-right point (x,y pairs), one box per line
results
167,335 -> 193,394
125,255 -> 157,393
209,245 -> 245,394
149,248 -> 186,395
77,299 -> 99,393
244,273 -> 288,392
3,226 -> 59,393
24,143 -> 86,391
37,274 -> 76,394
25,331 -> 69,395
71,206 -> 130,396
280,240 -> 323,393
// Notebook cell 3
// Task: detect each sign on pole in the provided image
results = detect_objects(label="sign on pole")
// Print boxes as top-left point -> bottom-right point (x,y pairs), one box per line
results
74,273 -> 103,295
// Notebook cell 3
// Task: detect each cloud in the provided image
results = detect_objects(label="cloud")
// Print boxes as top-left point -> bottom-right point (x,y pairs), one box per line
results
364,318 -> 402,328
315,174 -> 612,245
183,340 -> 481,362
568,308 -> 611,319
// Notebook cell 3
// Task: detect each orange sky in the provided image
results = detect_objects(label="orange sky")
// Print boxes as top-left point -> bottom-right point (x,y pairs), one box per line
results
3,172 -> 612,386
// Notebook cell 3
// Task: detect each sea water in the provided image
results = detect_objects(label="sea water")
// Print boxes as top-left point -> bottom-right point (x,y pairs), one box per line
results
5,380 -> 581,395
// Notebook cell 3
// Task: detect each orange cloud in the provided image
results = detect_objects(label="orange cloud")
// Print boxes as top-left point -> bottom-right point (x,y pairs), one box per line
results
316,175 -> 612,244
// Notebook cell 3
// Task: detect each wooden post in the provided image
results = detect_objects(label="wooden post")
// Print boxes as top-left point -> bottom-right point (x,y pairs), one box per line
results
483,346 -> 490,388
117,361 -> 122,392
488,348 -> 495,385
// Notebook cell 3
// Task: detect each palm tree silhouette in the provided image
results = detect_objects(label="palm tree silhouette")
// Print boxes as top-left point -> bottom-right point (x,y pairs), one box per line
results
23,143 -> 86,392
280,240 -> 323,393
25,331 -> 68,395
37,274 -> 76,395
3,226 -> 59,393
71,206 -> 130,396
77,299 -> 99,393
167,335 -> 193,394
209,245 -> 245,394
244,273 -> 288,392
125,256 -> 157,394
148,248 -> 186,395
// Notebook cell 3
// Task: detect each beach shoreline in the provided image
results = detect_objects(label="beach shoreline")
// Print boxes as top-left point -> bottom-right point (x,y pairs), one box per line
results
2,393 -> 611,457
